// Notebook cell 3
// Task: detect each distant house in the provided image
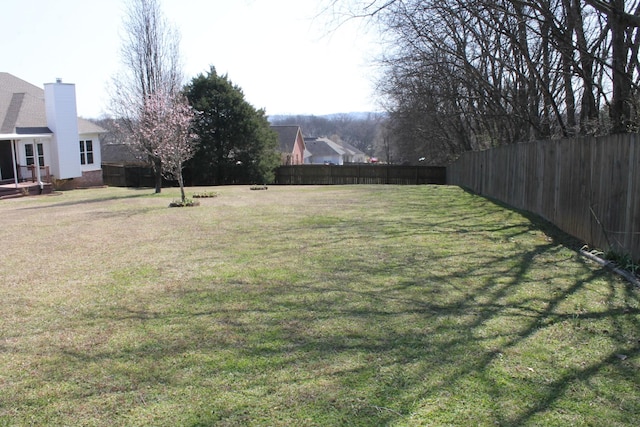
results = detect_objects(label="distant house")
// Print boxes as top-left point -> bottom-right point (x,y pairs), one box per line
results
336,140 -> 367,164
0,72 -> 105,189
271,125 -> 306,165
304,137 -> 367,165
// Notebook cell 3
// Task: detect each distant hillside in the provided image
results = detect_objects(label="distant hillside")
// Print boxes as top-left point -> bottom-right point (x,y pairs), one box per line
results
269,112 -> 385,122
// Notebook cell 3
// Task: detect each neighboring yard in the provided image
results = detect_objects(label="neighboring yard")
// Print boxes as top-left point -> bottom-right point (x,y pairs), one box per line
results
0,185 -> 638,426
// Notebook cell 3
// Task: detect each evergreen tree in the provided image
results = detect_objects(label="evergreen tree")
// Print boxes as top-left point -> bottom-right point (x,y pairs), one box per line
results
184,67 -> 279,185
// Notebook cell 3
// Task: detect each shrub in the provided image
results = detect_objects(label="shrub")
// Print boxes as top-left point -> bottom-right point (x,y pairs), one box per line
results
168,198 -> 200,207
192,191 -> 218,198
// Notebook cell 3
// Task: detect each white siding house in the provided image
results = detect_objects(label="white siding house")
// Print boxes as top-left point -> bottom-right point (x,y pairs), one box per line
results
0,73 -> 104,188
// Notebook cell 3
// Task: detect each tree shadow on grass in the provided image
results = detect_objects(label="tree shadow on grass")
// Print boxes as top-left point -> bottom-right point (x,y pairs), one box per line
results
11,189 -> 639,426
16,189 -> 155,210
232,194 -> 640,424
262,244 -> 640,425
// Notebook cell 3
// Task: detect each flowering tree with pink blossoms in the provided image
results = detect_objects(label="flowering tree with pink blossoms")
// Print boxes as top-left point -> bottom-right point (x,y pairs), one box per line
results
110,0 -> 184,194
135,92 -> 198,204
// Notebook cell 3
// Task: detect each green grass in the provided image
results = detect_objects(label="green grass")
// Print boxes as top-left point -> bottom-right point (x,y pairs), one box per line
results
0,185 -> 638,426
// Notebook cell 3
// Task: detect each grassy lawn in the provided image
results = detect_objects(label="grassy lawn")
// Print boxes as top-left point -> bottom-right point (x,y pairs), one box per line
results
0,185 -> 638,426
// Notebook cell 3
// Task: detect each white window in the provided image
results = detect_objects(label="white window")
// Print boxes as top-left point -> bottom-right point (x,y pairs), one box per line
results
80,140 -> 94,165
25,143 -> 44,167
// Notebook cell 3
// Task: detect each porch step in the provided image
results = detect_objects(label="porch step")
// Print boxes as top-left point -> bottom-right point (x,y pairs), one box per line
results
0,187 -> 21,199
0,183 -> 53,199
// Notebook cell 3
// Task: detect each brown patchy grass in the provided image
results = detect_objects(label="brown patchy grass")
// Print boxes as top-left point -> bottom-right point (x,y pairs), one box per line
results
0,185 -> 638,426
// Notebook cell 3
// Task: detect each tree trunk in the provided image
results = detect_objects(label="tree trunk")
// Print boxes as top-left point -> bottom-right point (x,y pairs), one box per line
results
571,0 -> 598,132
608,0 -> 633,133
560,0 -> 577,136
177,165 -> 186,203
153,156 -> 162,193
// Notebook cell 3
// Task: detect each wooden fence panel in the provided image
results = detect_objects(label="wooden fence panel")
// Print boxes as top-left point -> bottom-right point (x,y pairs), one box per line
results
594,136 -> 633,253
629,139 -> 640,258
559,139 -> 592,244
358,165 -> 388,184
523,142 -> 540,212
447,134 -> 640,262
101,164 -> 156,188
571,138 -> 594,245
541,140 -> 558,223
101,164 -> 127,187
589,137 -> 611,250
275,165 -> 446,186
556,139 -> 577,235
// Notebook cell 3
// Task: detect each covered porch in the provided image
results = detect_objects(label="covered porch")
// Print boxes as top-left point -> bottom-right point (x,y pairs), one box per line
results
0,131 -> 54,197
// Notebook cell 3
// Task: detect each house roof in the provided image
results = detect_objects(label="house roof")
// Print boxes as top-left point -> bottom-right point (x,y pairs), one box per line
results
0,72 -> 105,137
335,140 -> 365,157
304,137 -> 343,157
271,125 -> 302,153
304,136 -> 367,158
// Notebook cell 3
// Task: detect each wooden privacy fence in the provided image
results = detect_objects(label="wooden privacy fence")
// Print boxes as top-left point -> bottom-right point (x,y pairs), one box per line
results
102,164 -> 156,188
447,134 -> 640,262
275,164 -> 446,185
103,163 -> 446,187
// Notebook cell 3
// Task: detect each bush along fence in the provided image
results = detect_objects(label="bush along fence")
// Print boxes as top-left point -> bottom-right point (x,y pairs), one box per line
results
447,133 -> 640,263
275,164 -> 446,185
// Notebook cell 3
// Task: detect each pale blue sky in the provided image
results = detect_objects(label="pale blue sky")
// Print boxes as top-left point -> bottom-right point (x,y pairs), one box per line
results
2,0 -> 380,118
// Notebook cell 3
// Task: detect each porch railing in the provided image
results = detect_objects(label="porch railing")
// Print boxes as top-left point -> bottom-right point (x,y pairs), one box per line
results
18,165 -> 51,183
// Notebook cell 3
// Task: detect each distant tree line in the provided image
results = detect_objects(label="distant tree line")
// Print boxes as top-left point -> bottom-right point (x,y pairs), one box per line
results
328,0 -> 640,163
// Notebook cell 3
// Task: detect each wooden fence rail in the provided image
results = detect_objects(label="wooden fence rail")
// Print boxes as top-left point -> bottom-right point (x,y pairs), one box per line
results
275,165 -> 446,185
447,134 -> 640,262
